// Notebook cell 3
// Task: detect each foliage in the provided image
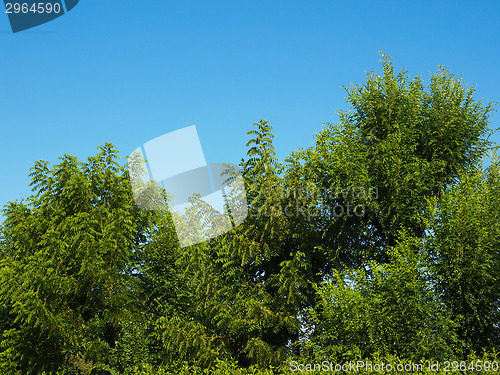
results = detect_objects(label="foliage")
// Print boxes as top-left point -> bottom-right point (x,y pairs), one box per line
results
306,232 -> 458,362
427,155 -> 500,353
0,144 -> 156,373
0,55 -> 498,373
298,54 -> 494,265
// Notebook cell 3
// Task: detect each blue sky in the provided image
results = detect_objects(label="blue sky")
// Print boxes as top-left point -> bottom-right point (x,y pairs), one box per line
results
1,0 -> 499,211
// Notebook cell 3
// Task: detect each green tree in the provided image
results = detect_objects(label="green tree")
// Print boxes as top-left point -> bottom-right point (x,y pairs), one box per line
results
285,54 -> 497,358
150,120 -> 303,368
299,54 -> 495,265
149,120 -> 327,368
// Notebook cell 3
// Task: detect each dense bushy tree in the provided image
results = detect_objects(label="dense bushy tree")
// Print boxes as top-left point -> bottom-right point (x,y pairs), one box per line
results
151,120 -> 312,368
297,54 -> 494,264
284,54 -> 497,360
0,144 -> 155,374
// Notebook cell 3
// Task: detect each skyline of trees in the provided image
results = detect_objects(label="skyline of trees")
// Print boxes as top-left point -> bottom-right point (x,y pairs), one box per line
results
0,55 -> 498,374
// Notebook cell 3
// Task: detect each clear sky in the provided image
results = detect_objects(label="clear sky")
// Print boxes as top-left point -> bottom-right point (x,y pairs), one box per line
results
1,0 -> 499,211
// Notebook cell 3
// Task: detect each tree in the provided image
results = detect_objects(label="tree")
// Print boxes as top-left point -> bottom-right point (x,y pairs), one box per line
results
0,144 -> 154,374
285,54 -> 497,359
298,54 -> 495,266
151,120 -> 309,368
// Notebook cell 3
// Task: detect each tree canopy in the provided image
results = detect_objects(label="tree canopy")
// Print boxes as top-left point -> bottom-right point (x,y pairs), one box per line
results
0,55 -> 498,374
